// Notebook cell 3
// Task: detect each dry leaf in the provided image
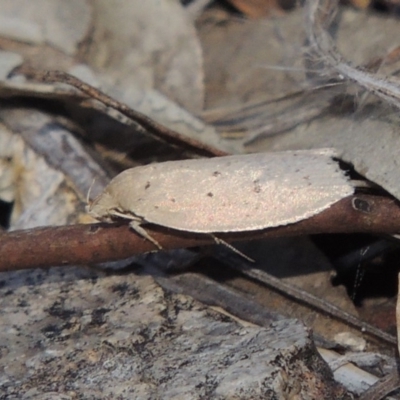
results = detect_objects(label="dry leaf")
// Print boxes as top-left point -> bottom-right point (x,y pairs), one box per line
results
198,8 -> 306,109
226,0 -> 285,17
0,0 -> 91,54
349,0 -> 371,9
84,0 -> 204,114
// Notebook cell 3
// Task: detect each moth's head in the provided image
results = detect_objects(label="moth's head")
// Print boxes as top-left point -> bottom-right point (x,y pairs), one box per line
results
86,190 -> 116,222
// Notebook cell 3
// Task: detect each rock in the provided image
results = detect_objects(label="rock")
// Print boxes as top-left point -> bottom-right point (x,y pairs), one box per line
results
0,267 -> 350,399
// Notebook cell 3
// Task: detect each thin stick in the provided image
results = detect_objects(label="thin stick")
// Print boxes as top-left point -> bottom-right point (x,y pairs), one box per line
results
1,194 -> 400,271
27,70 -> 228,158
358,368 -> 400,400
226,256 -> 397,346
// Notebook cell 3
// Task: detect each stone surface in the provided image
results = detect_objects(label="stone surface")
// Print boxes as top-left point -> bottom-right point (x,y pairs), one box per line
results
0,266 -> 350,399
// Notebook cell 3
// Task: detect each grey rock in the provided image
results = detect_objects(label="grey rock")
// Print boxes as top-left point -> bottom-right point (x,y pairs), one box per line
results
0,267 -> 350,399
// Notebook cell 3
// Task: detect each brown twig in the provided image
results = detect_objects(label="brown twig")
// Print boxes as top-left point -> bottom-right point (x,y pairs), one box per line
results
1,194 -> 400,272
25,70 -> 228,158
213,248 -> 398,347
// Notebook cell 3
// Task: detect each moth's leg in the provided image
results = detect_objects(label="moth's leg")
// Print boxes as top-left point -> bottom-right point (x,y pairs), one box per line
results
210,234 -> 254,263
129,219 -> 163,250
110,210 -> 163,250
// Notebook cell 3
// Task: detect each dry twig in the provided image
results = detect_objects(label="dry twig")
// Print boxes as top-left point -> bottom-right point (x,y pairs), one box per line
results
25,70 -> 227,158
1,194 -> 400,271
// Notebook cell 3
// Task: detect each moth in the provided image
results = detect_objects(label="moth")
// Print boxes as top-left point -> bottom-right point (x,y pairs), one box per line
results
88,149 -> 354,251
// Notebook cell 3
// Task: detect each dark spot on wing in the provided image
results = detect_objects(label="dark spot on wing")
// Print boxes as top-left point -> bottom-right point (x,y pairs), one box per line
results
145,182 -> 151,189
253,179 -> 261,193
213,171 -> 221,177
207,192 -> 213,197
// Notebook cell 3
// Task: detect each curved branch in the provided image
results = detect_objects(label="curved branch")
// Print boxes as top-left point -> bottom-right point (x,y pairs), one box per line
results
1,194 -> 399,271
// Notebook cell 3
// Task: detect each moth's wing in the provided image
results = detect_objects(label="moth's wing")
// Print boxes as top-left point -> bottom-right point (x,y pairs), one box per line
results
109,150 -> 353,233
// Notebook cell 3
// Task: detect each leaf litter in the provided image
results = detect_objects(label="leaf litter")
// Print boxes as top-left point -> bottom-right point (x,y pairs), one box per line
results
0,0 -> 400,397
